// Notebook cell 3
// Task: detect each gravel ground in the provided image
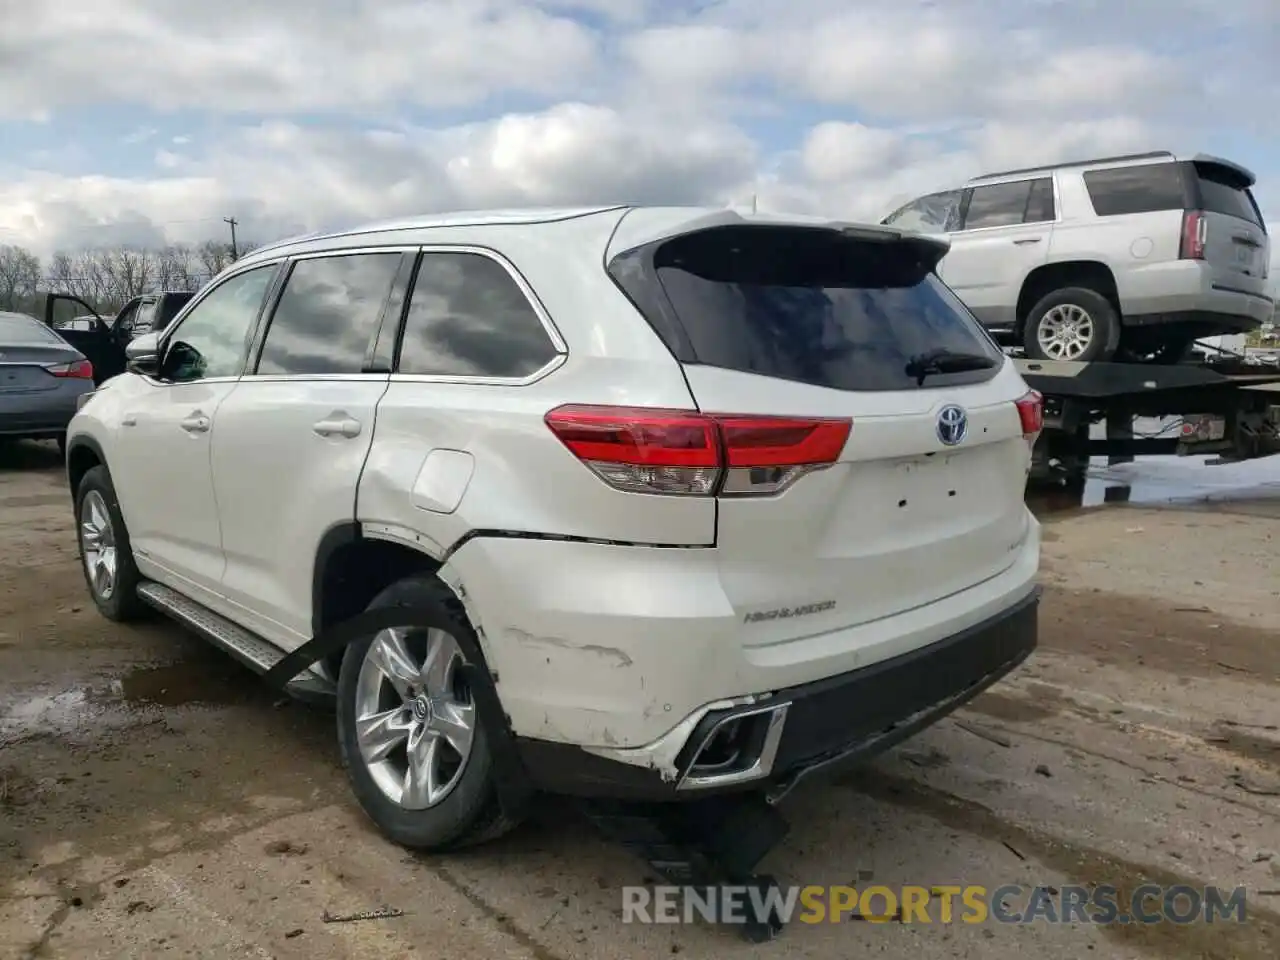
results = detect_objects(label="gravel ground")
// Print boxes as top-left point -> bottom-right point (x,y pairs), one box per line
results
1,439 -> 1278,959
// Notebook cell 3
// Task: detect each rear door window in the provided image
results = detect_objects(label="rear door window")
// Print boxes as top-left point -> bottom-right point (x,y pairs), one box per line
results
632,226 -> 1004,392
1082,163 -> 1187,216
961,181 -> 1033,230
1024,177 -> 1056,223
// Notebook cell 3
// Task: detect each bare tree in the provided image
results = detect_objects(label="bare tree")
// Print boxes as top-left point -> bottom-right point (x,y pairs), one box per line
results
0,244 -> 42,312
155,244 -> 202,292
99,247 -> 155,304
45,250 -> 107,305
196,239 -> 237,278
31,231 -> 265,318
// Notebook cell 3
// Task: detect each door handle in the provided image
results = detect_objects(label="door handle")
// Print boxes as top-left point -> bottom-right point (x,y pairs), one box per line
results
121,415 -> 137,427
1012,237 -> 1043,245
180,413 -> 210,434
313,415 -> 362,439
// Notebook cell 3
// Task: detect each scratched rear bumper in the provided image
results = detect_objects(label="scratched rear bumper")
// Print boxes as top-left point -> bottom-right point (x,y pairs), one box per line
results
442,528 -> 1039,754
512,588 -> 1039,801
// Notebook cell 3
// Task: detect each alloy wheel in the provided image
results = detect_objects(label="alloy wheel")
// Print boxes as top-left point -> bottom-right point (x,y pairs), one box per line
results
1036,304 -> 1096,361
354,626 -> 476,810
80,490 -> 118,600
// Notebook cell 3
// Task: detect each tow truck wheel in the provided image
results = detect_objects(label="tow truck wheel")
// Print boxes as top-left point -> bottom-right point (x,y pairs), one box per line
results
1023,287 -> 1121,363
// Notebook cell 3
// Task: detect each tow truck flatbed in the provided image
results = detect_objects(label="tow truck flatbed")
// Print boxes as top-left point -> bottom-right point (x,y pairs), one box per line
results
1010,355 -> 1280,480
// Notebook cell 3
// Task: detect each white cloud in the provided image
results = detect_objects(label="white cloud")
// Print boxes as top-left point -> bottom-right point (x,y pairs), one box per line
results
0,0 -> 1273,288
0,1 -> 601,117
800,123 -> 906,184
0,104 -> 757,255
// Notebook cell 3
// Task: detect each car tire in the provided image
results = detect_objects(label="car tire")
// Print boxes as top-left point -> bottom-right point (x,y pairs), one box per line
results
74,464 -> 149,622
56,434 -> 67,457
1023,287 -> 1121,363
336,573 -> 521,851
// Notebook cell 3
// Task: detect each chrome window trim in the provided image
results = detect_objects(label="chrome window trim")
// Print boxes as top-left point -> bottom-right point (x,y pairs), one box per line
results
234,373 -> 392,384
151,241 -> 570,388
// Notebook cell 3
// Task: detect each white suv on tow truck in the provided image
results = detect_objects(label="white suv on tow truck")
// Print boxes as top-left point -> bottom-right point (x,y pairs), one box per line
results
65,206 -> 1043,850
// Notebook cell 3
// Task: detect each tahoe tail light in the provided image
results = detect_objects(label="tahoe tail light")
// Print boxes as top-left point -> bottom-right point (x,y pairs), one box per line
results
1015,390 -> 1044,446
1180,210 -> 1206,260
544,405 -> 851,497
46,359 -> 94,379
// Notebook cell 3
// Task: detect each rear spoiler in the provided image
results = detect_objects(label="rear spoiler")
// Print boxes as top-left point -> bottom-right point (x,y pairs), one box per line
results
1189,153 -> 1256,188
605,207 -> 951,265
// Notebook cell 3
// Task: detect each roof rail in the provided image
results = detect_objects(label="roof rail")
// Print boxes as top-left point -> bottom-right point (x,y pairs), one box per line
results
972,151 -> 1175,182
241,206 -> 633,261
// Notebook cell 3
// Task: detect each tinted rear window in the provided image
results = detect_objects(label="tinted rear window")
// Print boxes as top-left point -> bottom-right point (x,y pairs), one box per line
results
1193,163 -> 1263,227
1083,163 -> 1187,216
632,227 -> 1004,392
962,180 -> 1033,229
0,314 -> 62,344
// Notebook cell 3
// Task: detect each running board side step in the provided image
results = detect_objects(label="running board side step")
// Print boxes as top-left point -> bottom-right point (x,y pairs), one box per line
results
136,581 -> 336,706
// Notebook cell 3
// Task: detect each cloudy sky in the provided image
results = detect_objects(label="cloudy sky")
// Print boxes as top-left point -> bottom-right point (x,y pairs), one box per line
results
0,0 -> 1276,280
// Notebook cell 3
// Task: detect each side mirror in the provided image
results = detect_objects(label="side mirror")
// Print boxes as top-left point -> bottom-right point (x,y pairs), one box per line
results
125,332 -> 161,377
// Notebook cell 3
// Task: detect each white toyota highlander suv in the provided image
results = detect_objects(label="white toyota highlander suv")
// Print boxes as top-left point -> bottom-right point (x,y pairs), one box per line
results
65,206 -> 1043,850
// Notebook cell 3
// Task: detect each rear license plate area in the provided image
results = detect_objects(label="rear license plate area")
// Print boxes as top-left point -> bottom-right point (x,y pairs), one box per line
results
892,452 -> 976,508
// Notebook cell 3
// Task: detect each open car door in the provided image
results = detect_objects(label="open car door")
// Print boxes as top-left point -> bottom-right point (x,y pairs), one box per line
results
43,294 -> 127,384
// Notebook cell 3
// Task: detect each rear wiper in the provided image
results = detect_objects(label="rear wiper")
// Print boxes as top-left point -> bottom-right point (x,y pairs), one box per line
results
904,349 -> 996,386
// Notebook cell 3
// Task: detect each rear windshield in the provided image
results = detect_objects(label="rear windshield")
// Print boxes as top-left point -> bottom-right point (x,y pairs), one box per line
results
1193,162 -> 1264,228
0,314 -> 63,344
620,226 -> 1004,392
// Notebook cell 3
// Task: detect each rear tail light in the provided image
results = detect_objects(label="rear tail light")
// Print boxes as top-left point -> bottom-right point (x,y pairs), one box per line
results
1180,210 -> 1206,260
45,359 -> 94,379
544,405 -> 851,498
1015,390 -> 1043,442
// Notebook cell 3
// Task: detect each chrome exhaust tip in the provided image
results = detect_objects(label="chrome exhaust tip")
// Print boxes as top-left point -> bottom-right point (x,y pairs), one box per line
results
676,702 -> 790,791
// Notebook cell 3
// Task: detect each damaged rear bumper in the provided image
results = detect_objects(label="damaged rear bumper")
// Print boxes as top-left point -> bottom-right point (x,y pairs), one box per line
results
514,586 -> 1040,801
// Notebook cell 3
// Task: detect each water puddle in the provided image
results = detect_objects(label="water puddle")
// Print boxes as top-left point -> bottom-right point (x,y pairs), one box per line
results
108,660 -> 260,707
1030,453 -> 1280,517
0,658 -> 268,744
